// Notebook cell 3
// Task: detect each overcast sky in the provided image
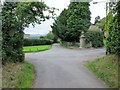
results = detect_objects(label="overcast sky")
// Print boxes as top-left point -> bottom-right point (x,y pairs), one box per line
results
23,0 -> 106,34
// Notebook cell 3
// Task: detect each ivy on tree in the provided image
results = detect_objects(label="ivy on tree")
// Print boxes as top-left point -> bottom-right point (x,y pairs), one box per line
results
2,1 -> 55,63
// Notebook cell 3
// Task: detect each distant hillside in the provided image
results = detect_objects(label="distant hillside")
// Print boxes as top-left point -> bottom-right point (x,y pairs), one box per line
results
30,34 -> 47,37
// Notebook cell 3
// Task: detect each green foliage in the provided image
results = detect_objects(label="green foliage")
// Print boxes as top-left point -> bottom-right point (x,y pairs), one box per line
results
40,31 -> 58,43
98,1 -> 120,55
46,31 -> 58,43
45,31 -> 55,40
0,41 -> 1,60
18,61 -> 34,88
2,2 -> 55,63
39,36 -> 46,39
115,1 -> 120,55
67,2 -> 91,42
85,30 -> 104,48
51,2 -> 91,42
96,17 -> 106,30
105,5 -> 120,54
24,38 -> 53,46
51,9 -> 69,41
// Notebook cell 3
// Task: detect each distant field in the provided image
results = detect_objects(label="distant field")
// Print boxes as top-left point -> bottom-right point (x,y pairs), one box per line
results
23,45 -> 52,53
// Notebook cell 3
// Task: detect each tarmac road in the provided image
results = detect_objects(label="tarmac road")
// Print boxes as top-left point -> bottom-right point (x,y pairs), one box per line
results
25,44 -> 107,88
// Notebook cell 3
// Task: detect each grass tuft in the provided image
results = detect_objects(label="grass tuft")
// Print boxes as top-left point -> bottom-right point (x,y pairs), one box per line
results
2,61 -> 34,88
18,61 -> 34,88
87,55 -> 119,88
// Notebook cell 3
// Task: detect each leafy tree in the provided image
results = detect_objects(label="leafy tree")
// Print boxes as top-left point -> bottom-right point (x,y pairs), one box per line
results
96,17 -> 106,30
85,30 -> 104,48
46,31 -> 58,43
51,9 -> 69,41
116,0 -> 120,57
40,31 -> 58,43
105,1 -> 120,55
51,2 -> 91,42
95,1 -> 119,55
67,2 -> 91,42
45,31 -> 54,40
2,2 -> 55,63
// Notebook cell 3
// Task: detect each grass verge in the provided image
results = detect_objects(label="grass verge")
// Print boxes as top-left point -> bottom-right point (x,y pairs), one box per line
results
87,55 -> 119,88
2,61 -> 34,88
23,45 -> 52,53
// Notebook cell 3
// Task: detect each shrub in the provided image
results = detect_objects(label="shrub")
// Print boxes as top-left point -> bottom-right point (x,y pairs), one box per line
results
24,38 -> 53,46
40,32 -> 59,43
85,30 -> 104,48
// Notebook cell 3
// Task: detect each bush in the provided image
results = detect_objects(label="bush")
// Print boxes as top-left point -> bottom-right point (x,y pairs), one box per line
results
24,38 -> 53,46
85,30 -> 104,48
40,31 -> 59,43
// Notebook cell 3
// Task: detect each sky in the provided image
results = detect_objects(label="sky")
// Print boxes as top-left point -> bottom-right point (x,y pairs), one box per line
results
2,0 -> 106,35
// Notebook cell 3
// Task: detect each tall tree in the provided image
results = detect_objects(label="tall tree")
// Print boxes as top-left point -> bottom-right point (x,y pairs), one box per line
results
2,2 -> 55,63
51,2 -> 91,42
51,9 -> 69,41
66,2 -> 91,42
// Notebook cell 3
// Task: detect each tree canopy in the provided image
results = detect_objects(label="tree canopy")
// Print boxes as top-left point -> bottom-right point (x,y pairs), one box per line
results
51,9 -> 69,41
2,1 -> 55,63
51,2 -> 91,42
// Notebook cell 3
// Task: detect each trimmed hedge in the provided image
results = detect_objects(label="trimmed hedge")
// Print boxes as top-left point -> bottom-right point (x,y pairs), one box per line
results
85,30 -> 104,48
24,38 -> 53,46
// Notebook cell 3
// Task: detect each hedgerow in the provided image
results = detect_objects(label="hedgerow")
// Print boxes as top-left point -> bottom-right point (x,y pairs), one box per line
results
24,38 -> 53,46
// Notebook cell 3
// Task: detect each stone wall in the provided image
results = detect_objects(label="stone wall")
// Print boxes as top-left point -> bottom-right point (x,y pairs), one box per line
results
60,41 -> 92,48
60,41 -> 79,47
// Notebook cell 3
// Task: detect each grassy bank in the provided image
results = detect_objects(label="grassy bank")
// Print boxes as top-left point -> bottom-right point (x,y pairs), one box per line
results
87,55 -> 119,88
23,45 -> 52,53
2,61 -> 34,88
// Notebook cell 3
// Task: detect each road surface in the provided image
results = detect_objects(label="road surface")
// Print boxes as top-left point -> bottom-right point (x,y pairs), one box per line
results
25,44 -> 107,88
